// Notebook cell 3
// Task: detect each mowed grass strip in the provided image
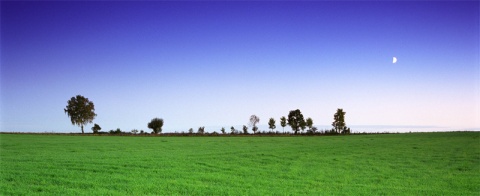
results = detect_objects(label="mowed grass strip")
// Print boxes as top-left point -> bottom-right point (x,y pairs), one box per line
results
1,132 -> 479,195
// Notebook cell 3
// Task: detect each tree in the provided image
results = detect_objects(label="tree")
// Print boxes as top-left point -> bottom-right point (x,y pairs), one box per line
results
197,126 -> 205,134
287,109 -> 306,135
131,129 -> 139,134
64,95 -> 97,134
332,108 -> 350,134
343,127 -> 351,134
249,115 -> 260,134
280,116 -> 287,133
242,125 -> 248,134
188,128 -> 194,134
148,118 -> 164,134
268,118 -> 276,132
252,126 -> 258,134
230,126 -> 235,134
300,121 -> 307,133
110,128 -> 122,134
220,127 -> 226,134
306,117 -> 313,133
91,123 -> 101,134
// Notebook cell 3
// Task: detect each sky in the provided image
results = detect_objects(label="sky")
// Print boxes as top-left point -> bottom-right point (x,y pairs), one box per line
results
1,1 -> 479,133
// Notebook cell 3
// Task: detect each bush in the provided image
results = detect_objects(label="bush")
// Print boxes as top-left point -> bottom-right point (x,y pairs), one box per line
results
110,128 -> 123,134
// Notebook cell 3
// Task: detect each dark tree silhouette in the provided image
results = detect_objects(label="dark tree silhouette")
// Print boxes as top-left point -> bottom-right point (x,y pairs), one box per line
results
280,116 -> 287,133
64,95 -> 97,134
332,108 -> 350,134
91,123 -> 101,134
230,126 -> 235,134
268,118 -> 276,132
197,126 -> 205,134
242,125 -> 248,134
148,118 -> 164,134
287,109 -> 306,135
221,127 -> 226,134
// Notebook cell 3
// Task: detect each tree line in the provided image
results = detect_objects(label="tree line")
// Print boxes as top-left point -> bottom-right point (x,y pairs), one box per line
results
64,95 -> 351,135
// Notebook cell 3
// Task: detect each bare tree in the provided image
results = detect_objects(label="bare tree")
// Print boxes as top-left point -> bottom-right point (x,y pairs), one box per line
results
249,115 -> 260,134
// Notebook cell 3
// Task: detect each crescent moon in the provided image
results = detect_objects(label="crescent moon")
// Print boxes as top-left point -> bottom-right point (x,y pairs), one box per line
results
393,57 -> 397,64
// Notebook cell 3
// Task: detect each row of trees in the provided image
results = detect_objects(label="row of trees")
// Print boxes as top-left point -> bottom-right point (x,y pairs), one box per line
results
65,95 -> 351,135
243,109 -> 350,135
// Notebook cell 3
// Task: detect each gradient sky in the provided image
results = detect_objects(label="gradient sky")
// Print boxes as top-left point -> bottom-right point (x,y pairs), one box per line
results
1,1 -> 479,133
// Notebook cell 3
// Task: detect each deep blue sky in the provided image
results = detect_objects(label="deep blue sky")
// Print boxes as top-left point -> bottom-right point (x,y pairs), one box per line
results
1,1 -> 479,133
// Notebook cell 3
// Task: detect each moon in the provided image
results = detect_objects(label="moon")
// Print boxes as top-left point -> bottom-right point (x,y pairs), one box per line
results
392,57 -> 397,64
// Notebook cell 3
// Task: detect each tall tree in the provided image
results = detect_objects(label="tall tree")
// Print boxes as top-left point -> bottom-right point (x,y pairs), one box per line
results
230,126 -> 235,134
332,108 -> 348,134
249,115 -> 260,134
287,109 -> 306,135
148,118 -> 164,134
268,118 -> 276,132
280,116 -> 287,133
91,123 -> 101,134
64,95 -> 97,134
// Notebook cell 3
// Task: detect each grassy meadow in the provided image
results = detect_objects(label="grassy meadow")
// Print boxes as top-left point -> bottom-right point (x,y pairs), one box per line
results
1,132 -> 479,195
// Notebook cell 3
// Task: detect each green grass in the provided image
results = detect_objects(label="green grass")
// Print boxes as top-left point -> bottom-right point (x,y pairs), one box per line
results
1,132 -> 479,195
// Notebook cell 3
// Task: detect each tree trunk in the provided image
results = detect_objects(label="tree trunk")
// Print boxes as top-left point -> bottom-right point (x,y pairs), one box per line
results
81,125 -> 84,134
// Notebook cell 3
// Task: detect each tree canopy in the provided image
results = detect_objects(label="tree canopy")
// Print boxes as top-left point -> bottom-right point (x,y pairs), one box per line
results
280,116 -> 287,133
268,118 -> 276,132
332,108 -> 350,134
197,126 -> 205,134
287,109 -> 306,135
91,123 -> 101,134
306,118 -> 313,130
148,118 -> 164,134
64,95 -> 96,134
220,127 -> 226,134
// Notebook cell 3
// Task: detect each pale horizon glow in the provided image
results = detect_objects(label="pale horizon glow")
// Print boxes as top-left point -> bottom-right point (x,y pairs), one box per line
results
1,1 -> 479,133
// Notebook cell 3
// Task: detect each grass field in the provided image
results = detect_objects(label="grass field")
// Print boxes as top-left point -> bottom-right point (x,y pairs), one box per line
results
1,132 -> 479,195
